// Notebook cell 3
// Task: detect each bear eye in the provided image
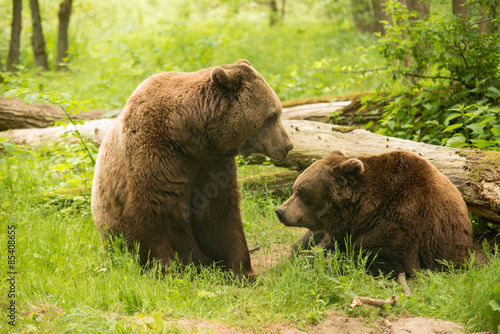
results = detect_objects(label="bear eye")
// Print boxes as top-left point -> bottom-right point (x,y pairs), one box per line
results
296,187 -> 309,202
268,113 -> 278,122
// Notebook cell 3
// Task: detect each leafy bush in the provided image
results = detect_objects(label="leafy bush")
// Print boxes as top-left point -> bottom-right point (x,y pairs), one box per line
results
354,0 -> 500,149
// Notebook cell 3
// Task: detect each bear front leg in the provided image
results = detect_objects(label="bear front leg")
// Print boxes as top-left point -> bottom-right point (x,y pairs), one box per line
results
189,159 -> 255,279
148,226 -> 216,270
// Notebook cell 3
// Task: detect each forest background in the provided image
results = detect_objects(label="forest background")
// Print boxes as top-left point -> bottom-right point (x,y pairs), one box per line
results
0,0 -> 499,333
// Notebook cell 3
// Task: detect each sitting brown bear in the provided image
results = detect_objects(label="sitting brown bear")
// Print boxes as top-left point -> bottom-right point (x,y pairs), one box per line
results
91,60 -> 293,279
275,150 -> 473,277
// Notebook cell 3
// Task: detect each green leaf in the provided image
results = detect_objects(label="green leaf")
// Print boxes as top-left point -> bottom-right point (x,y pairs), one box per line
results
445,136 -> 466,148
445,113 -> 462,123
443,124 -> 462,132
5,89 -> 20,98
487,86 -> 500,96
364,121 -> 374,129
492,126 -> 500,136
3,142 -> 14,154
478,117 -> 496,126
24,94 -> 39,105
489,299 -> 500,312
471,139 -> 494,149
463,73 -> 474,83
466,123 -> 485,137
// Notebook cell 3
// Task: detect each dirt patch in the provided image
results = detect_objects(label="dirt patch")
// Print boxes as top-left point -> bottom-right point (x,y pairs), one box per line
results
166,314 -> 466,334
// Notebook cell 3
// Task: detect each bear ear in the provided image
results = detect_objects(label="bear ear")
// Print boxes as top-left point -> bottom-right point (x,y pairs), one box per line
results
235,59 -> 252,67
329,150 -> 345,157
210,67 -> 241,91
339,158 -> 364,182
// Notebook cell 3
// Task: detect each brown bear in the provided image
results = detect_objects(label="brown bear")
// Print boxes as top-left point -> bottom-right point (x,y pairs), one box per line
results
275,150 -> 473,277
91,60 -> 293,279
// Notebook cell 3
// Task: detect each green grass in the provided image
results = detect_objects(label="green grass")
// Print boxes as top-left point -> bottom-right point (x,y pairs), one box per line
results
0,144 -> 499,333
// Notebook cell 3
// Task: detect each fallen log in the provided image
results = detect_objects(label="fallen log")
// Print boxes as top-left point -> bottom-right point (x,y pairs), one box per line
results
0,96 -> 116,131
2,119 -> 499,223
0,96 -> 373,130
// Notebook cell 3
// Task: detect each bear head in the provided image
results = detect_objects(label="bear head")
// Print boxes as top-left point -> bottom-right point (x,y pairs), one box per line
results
209,59 -> 293,160
275,150 -> 363,231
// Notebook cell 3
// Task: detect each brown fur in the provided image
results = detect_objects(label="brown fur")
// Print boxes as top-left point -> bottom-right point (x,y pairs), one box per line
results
91,60 -> 293,278
276,150 -> 473,277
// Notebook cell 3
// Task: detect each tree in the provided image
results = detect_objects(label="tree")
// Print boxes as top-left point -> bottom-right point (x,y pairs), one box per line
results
57,0 -> 73,71
29,0 -> 50,70
6,0 -> 22,72
350,0 -> 389,35
401,0 -> 429,19
269,0 -> 279,26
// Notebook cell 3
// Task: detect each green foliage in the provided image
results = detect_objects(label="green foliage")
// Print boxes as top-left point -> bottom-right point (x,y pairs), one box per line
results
0,0 -> 380,107
355,0 -> 500,149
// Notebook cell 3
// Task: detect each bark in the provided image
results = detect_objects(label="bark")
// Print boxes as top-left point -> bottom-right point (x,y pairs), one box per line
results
269,0 -> 278,26
30,0 -> 50,71
351,0 -> 386,35
350,295 -> 397,308
2,119 -> 499,224
56,0 -> 72,71
397,272 -> 412,295
7,0 -> 22,72
401,0 -> 429,19
453,0 -> 470,18
0,96 -> 114,131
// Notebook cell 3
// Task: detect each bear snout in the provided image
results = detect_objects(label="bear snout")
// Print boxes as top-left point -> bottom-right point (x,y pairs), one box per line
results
275,208 -> 284,221
286,144 -> 293,152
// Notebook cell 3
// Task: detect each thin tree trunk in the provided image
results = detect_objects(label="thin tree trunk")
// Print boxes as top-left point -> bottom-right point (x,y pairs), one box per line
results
401,0 -> 429,19
350,0 -> 386,35
280,0 -> 286,21
453,0 -> 470,17
7,0 -> 22,72
56,0 -> 72,71
269,0 -> 278,26
29,0 -> 50,71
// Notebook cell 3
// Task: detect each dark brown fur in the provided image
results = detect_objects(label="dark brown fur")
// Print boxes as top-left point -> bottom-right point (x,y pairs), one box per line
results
276,150 -> 473,277
91,60 -> 293,278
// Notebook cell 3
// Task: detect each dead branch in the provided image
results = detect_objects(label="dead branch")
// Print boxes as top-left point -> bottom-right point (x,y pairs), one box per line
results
397,272 -> 412,295
350,295 -> 397,309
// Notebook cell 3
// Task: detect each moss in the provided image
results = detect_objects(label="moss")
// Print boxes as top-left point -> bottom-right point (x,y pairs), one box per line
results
459,149 -> 500,182
332,125 -> 357,133
281,92 -> 374,108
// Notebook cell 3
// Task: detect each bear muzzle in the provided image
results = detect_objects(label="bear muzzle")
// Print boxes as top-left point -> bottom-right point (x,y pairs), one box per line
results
275,208 -> 284,222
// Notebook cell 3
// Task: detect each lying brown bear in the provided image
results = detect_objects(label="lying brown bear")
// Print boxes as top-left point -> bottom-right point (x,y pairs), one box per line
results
275,150 -> 473,277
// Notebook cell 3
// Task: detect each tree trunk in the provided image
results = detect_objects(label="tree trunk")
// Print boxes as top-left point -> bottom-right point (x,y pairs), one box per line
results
280,0 -> 286,21
56,0 -> 72,71
350,0 -> 387,35
401,0 -> 429,19
0,96 -> 114,131
6,0 -> 22,72
29,0 -> 50,71
453,0 -> 470,18
269,0 -> 278,26
2,119 -> 499,224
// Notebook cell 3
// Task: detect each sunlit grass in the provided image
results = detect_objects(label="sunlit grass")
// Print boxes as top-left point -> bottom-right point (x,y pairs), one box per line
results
0,144 -> 499,333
